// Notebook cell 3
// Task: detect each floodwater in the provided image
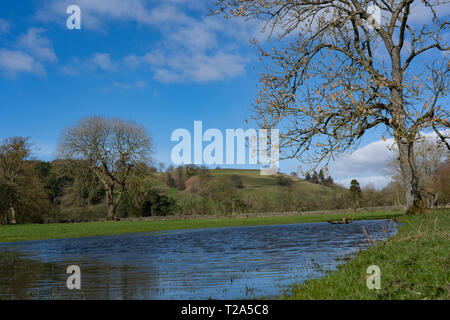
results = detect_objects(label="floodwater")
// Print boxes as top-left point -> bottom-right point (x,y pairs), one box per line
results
0,219 -> 397,300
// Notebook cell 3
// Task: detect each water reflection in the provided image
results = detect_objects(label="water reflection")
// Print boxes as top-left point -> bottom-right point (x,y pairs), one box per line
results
0,219 -> 397,299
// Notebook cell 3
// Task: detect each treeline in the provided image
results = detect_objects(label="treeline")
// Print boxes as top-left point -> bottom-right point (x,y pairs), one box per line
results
1,154 -> 449,224
0,153 -> 180,224
304,169 -> 334,186
1,116 -> 449,224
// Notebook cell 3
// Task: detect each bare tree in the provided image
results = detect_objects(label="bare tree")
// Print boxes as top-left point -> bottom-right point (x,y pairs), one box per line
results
215,0 -> 449,213
389,136 -> 449,207
433,158 -> 450,204
0,137 -> 31,224
58,116 -> 153,220
413,138 -> 449,206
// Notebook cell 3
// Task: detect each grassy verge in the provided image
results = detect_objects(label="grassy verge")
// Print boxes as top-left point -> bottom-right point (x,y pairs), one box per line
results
282,208 -> 450,300
0,210 -> 402,243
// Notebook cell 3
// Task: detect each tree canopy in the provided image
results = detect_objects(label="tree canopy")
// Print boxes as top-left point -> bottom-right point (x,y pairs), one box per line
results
58,116 -> 153,220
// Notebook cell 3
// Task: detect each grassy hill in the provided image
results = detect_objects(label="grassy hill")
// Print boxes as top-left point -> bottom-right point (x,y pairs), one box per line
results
209,169 -> 323,188
209,169 -> 334,199
167,168 -> 353,216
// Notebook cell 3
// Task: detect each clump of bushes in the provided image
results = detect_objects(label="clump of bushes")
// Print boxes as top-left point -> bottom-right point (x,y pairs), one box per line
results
276,174 -> 293,187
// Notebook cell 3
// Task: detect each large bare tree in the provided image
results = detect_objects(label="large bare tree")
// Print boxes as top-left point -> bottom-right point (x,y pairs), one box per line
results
0,137 -> 30,224
58,116 -> 153,220
215,0 -> 449,213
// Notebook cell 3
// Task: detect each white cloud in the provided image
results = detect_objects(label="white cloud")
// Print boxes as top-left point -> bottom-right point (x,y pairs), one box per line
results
146,4 -> 194,27
123,55 -> 141,70
329,137 -> 396,182
167,23 -> 217,53
328,130 -> 449,189
0,18 -> 10,34
408,1 -> 450,24
113,80 -> 147,90
0,28 -> 56,77
60,62 -> 80,76
138,50 -> 247,83
36,0 -> 450,84
90,53 -> 116,71
38,0 -> 253,83
36,0 -> 189,31
0,49 -> 45,76
61,53 -> 117,75
17,28 -> 57,63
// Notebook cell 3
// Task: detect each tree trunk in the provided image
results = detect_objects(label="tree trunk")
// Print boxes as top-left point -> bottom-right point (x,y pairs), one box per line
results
105,184 -> 116,221
10,205 -> 17,224
390,49 -> 424,214
433,193 -> 439,208
397,139 -> 425,214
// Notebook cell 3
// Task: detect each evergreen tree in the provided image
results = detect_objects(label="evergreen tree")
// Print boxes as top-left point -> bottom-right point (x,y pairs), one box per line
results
311,171 -> 319,184
324,176 -> 334,187
305,172 -> 311,181
349,179 -> 362,208
318,169 -> 325,184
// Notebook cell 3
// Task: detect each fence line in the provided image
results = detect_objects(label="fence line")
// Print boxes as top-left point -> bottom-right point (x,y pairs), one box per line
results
120,205 -> 436,222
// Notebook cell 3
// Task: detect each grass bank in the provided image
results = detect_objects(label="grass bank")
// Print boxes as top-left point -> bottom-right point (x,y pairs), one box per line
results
0,210 -> 402,243
282,208 -> 450,300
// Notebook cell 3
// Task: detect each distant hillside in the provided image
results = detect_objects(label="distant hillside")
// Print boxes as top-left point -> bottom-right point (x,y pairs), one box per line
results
209,168 -> 329,191
166,168 -> 352,216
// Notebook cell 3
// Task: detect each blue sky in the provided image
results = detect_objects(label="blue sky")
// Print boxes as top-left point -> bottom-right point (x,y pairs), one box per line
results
0,0 -> 448,189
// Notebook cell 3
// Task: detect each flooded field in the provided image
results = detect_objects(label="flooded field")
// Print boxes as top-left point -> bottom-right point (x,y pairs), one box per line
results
0,219 -> 397,299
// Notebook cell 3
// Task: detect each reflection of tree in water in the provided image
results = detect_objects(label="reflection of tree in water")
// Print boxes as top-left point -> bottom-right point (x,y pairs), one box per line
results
0,249 -> 158,299
84,263 -> 158,300
0,250 -> 58,299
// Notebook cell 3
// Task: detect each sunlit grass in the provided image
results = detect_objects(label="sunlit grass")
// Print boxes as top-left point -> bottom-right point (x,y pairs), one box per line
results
0,210 -> 403,243
282,208 -> 450,300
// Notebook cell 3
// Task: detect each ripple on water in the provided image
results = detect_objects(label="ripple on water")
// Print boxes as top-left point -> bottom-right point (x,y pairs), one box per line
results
0,219 -> 398,299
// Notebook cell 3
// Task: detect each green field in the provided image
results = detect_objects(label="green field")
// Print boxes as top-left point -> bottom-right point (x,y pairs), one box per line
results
209,169 -> 326,191
0,210 -> 402,243
199,169 -> 342,213
282,208 -> 450,300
